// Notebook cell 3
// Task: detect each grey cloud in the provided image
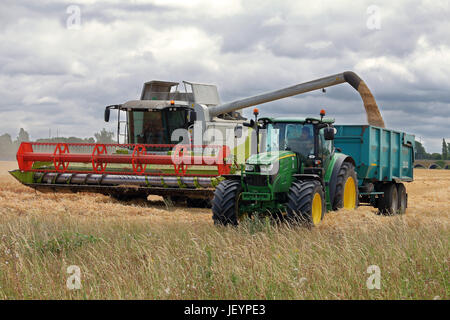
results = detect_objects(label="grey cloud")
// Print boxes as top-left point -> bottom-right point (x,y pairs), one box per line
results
0,0 -> 449,153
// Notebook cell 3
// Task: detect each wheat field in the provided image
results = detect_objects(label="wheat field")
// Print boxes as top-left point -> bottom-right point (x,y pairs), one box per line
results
0,161 -> 448,299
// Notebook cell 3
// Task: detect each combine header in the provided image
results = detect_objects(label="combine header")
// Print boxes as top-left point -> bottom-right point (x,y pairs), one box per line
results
11,142 -> 231,202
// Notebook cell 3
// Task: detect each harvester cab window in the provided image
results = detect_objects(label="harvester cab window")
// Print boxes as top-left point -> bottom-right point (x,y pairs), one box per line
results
130,111 -> 165,144
166,109 -> 189,143
129,109 -> 190,145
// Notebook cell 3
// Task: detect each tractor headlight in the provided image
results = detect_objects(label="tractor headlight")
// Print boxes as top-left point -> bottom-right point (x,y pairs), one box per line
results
260,164 -> 275,175
245,164 -> 255,172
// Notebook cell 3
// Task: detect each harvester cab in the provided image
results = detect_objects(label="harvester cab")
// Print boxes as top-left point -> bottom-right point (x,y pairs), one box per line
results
103,80 -> 244,146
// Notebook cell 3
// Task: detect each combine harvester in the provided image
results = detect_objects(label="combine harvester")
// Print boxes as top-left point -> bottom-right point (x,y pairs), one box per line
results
10,72 -> 415,222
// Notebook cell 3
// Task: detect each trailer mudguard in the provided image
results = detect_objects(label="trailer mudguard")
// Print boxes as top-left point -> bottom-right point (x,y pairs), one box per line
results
326,153 -> 356,209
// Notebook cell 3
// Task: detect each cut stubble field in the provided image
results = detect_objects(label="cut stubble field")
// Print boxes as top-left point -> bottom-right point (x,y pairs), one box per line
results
0,161 -> 448,299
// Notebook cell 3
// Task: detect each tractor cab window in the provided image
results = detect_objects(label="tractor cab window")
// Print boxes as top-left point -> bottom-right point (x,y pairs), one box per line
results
266,122 -> 315,157
319,127 -> 333,157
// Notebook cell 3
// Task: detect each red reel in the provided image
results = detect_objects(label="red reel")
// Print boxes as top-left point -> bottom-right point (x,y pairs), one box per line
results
132,145 -> 147,174
92,144 -> 107,173
172,144 -> 190,175
53,143 -> 70,172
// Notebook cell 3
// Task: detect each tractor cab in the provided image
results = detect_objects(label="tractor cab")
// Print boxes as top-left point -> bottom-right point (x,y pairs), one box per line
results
256,113 -> 336,177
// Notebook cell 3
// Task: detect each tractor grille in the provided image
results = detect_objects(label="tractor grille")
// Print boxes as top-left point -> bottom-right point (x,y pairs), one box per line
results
245,175 -> 267,187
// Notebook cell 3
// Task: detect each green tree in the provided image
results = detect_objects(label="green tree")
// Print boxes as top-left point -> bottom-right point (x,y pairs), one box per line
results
36,137 -> 95,144
94,128 -> 115,144
431,153 -> 442,160
16,128 -> 30,143
442,138 -> 448,160
0,133 -> 15,159
415,140 -> 429,159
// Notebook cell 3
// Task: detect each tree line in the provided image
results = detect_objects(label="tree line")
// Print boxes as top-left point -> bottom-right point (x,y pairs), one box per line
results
0,128 -> 115,160
415,139 -> 449,160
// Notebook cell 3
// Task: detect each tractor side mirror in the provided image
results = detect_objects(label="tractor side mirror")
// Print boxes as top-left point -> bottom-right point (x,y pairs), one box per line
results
104,108 -> 110,122
243,119 -> 255,128
324,127 -> 335,140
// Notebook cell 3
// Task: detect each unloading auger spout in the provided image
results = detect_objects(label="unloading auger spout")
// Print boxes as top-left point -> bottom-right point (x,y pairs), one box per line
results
208,71 -> 385,128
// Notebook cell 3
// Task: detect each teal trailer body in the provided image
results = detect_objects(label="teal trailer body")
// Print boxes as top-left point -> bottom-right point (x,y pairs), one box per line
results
334,125 -> 415,185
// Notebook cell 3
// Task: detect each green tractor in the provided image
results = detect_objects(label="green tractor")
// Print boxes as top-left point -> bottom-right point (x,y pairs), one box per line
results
212,109 -> 359,226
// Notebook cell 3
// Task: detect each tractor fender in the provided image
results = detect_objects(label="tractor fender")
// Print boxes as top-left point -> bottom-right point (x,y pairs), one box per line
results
292,174 -> 324,188
328,154 -> 356,206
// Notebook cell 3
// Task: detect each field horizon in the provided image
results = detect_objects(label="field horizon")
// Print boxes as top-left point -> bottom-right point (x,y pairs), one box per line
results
0,161 -> 448,299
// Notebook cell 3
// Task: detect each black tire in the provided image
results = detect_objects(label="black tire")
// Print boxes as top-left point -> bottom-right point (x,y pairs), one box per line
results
212,180 -> 242,226
332,162 -> 359,210
286,180 -> 325,226
378,183 -> 399,215
397,183 -> 407,214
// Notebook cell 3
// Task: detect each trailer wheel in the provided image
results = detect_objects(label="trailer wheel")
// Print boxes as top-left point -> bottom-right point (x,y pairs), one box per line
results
397,183 -> 407,214
332,162 -> 359,210
212,180 -> 242,226
286,180 -> 325,226
378,183 -> 399,215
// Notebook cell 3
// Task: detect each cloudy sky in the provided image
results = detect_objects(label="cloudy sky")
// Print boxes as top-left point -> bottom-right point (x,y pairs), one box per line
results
1,0 -> 449,152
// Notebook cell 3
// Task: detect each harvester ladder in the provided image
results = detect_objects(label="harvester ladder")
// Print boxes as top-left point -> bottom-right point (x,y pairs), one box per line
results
117,109 -> 128,144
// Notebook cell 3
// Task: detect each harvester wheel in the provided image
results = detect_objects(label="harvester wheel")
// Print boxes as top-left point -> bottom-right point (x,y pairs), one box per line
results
378,183 -> 399,215
212,180 -> 242,226
286,180 -> 325,226
332,162 -> 359,210
397,183 -> 407,214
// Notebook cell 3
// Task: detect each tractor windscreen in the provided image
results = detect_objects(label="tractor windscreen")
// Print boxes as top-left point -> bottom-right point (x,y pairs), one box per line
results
128,109 -> 189,144
266,123 -> 315,157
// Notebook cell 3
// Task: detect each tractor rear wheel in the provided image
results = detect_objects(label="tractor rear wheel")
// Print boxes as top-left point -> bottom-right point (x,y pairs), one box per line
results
378,183 -> 399,215
397,183 -> 407,214
332,162 -> 359,210
286,180 -> 325,226
212,180 -> 242,226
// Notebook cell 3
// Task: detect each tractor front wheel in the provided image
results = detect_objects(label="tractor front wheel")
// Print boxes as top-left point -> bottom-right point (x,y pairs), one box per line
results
212,180 -> 242,226
286,180 -> 325,226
